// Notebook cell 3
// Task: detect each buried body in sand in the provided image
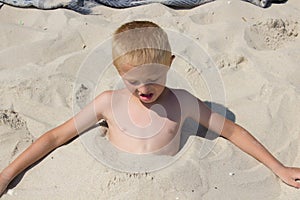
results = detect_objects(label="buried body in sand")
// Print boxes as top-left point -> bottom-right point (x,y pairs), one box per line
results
0,20 -> 300,197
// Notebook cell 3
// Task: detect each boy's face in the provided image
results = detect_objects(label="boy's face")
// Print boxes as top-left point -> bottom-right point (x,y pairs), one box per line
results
119,63 -> 170,104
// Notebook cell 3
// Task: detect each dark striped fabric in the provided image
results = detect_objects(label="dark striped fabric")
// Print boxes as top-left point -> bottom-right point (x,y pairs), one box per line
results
0,0 -> 272,14
96,0 -> 213,8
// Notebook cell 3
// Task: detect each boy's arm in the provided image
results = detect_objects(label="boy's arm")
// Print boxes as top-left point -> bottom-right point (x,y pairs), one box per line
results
0,118 -> 79,191
209,113 -> 300,188
184,91 -> 300,188
207,112 -> 300,186
0,91 -> 110,196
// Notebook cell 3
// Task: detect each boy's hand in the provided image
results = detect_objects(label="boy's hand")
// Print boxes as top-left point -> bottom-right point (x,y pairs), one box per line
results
275,166 -> 300,189
0,172 -> 11,197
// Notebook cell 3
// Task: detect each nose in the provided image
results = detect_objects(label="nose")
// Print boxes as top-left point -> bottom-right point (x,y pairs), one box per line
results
137,84 -> 151,94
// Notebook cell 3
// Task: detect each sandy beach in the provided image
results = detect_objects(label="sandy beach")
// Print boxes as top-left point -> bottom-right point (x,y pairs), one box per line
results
0,0 -> 300,199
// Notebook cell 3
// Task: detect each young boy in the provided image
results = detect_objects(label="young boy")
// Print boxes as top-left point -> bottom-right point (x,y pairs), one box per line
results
0,21 -> 299,196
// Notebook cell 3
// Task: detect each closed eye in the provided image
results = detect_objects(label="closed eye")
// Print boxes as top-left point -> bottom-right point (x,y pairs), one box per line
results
148,75 -> 165,83
148,78 -> 159,82
127,80 -> 139,85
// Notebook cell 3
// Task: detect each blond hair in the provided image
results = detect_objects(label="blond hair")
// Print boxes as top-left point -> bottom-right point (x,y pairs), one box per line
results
112,21 -> 172,69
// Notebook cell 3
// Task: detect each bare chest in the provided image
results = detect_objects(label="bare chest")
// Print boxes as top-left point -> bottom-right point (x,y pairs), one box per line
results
106,102 -> 182,154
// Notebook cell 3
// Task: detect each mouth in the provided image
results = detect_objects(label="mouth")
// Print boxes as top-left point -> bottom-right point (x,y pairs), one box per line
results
139,93 -> 154,101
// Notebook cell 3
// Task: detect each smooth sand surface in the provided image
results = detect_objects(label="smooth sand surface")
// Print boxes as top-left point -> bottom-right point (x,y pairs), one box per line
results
0,0 -> 300,199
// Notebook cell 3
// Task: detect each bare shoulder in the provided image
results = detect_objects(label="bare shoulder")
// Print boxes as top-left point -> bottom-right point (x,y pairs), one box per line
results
97,88 -> 129,102
168,88 -> 201,103
168,88 -> 201,110
91,90 -> 113,118
93,89 -> 128,115
169,88 -> 191,96
94,90 -> 113,103
168,88 -> 210,119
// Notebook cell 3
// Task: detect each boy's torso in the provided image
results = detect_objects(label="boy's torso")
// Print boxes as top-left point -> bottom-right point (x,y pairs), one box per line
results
100,88 -> 190,155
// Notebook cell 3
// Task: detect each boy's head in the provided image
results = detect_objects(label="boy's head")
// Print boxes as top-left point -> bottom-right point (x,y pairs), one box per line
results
112,21 -> 173,73
112,21 -> 174,103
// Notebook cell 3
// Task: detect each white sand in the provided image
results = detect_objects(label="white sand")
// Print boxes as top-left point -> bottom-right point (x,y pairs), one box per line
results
0,0 -> 300,199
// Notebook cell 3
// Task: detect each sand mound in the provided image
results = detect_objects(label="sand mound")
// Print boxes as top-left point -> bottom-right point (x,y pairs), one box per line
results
0,110 -> 33,170
245,18 -> 299,50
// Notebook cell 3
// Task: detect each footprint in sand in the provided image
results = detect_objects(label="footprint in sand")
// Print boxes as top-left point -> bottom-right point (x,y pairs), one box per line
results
0,110 -> 34,167
214,54 -> 248,71
0,110 -> 27,130
75,84 -> 90,108
189,12 -> 216,25
244,18 -> 299,50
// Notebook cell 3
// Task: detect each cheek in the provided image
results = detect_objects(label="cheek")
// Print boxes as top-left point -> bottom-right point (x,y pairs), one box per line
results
124,82 -> 136,93
154,84 -> 165,93
156,76 -> 167,86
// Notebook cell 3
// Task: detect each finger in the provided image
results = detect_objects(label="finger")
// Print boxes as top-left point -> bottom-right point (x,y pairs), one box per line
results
0,190 -> 5,198
287,179 -> 300,189
0,184 -> 8,197
289,167 -> 300,188
295,179 -> 300,189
